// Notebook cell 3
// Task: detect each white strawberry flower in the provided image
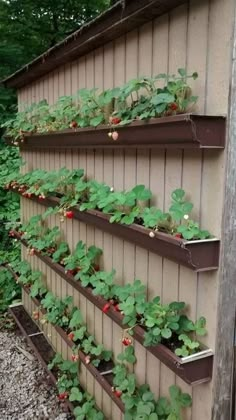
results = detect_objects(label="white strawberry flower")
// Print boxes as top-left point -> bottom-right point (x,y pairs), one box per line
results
183,214 -> 189,220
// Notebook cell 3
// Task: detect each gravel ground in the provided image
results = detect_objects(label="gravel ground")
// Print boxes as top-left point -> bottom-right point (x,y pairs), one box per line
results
0,330 -> 72,420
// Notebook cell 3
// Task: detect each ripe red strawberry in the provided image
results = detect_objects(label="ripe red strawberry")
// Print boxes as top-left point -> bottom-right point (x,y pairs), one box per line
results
175,233 -> 182,239
122,337 -> 132,346
58,392 -> 69,400
93,264 -> 100,272
113,389 -> 122,398
8,230 -> 15,237
170,102 -> 178,111
65,211 -> 74,219
109,116 -> 121,125
71,354 -> 79,362
70,120 -> 78,129
65,269 -> 75,276
114,304 -> 120,312
67,332 -> 74,341
102,303 -> 110,313
39,195 -> 45,200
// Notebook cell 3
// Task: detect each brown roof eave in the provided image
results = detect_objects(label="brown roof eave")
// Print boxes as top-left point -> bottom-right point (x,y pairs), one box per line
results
2,0 -> 188,89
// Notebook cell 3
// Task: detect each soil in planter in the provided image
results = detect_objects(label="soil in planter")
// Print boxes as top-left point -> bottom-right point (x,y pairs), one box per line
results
31,334 -> 55,366
11,305 -> 39,335
162,333 -> 183,354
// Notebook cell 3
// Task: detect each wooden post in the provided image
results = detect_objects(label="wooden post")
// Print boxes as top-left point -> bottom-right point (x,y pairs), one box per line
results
212,4 -> 236,419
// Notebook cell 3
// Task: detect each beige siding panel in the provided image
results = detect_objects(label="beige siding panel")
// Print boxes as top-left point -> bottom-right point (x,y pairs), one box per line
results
71,60 -> 79,95
58,66 -> 65,97
114,37 -> 125,86
53,71 -> 59,103
152,14 -> 169,77
187,0 -> 209,113
206,0 -> 233,114
86,52 -> 95,88
93,215 -> 103,410
102,42 -> 115,418
125,30 -> 138,80
138,22 -> 153,76
47,74 -> 54,106
18,2 -> 236,418
93,47 -> 104,406
64,64 -> 72,96
159,2 -> 188,397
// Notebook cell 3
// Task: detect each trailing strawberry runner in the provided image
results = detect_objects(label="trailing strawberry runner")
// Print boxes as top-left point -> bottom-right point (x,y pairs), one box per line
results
6,262 -> 192,419
9,214 -> 213,385
5,167 -> 220,271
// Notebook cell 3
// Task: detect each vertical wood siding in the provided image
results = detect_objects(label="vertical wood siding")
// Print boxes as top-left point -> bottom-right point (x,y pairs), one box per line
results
17,0 -> 234,418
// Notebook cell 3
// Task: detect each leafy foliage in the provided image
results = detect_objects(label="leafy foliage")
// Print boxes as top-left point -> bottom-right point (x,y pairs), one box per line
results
0,267 -> 21,313
48,353 -> 105,420
12,216 -> 208,356
113,359 -> 192,419
5,167 -> 211,240
0,140 -> 21,314
3,70 -> 198,139
10,250 -> 192,419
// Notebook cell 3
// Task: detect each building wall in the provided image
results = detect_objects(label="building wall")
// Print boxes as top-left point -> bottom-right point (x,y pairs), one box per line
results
18,0 -> 234,418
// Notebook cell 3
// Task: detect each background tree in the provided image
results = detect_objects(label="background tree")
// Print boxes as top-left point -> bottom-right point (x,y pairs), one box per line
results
0,0 -> 112,116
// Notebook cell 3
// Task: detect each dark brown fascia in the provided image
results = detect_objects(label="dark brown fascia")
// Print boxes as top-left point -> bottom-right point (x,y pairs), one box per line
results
3,0 -> 188,88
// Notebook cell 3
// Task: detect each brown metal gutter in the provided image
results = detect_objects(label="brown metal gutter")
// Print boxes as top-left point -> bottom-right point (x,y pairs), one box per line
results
15,191 -> 220,271
8,264 -> 124,411
3,0 -> 188,89
10,235 -> 214,385
10,114 -> 226,150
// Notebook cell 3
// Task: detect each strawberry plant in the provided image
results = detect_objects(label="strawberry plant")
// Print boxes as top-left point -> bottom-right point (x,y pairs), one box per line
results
10,256 -> 193,419
48,352 -> 104,419
113,357 -> 192,419
41,293 -> 72,327
63,241 -> 102,279
13,216 -> 208,357
3,69 -> 198,139
52,242 -> 70,263
117,345 -> 137,364
87,270 -> 116,300
8,167 -> 212,240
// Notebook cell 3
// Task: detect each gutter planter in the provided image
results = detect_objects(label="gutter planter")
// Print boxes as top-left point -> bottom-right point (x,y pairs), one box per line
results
21,194 -> 220,271
8,114 -> 226,150
8,265 -> 124,411
9,241 -> 214,385
9,303 -> 57,385
9,303 -> 76,415
132,325 -> 213,386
